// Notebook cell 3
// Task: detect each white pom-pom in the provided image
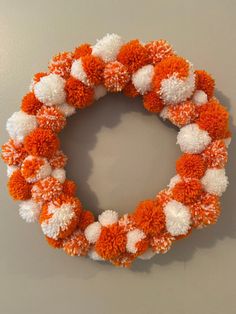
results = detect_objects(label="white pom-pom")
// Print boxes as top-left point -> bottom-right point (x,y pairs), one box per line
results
6,111 -> 37,143
84,222 -> 102,244
224,137 -> 231,147
92,33 -> 123,62
168,174 -> 181,189
34,74 -> 66,105
71,59 -> 89,85
138,248 -> 156,260
160,106 -> 169,120
201,168 -> 228,196
7,165 -> 18,177
19,200 -> 41,223
160,63 -> 195,105
126,229 -> 145,254
164,200 -> 191,236
177,123 -> 211,153
88,248 -> 104,261
51,168 -> 66,183
56,103 -> 76,117
98,210 -> 118,226
192,90 -> 208,105
132,65 -> 154,95
94,85 -> 107,100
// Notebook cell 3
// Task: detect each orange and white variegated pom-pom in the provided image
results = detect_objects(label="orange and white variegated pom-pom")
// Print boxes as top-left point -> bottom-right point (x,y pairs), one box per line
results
63,229 -> 90,256
31,176 -> 63,202
36,106 -> 66,133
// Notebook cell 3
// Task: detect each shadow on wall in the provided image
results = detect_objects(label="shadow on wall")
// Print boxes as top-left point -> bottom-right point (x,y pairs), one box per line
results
59,90 -> 236,273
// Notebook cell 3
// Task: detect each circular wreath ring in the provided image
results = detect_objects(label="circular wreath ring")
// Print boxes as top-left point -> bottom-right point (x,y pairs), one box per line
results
2,34 -> 231,267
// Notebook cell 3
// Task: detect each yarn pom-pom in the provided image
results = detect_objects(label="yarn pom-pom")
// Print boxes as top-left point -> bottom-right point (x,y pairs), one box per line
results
36,106 -> 66,133
19,199 -> 41,223
176,153 -> 206,179
62,179 -> 77,196
145,39 -> 174,64
192,90 -> 208,106
65,77 -> 94,108
24,128 -> 60,159
190,193 -> 221,228
163,200 -> 191,236
78,210 -> 95,232
21,92 -> 43,115
6,111 -> 38,144
172,178 -> 203,205
84,222 -> 102,244
56,103 -> 76,117
92,33 -> 123,62
29,72 -> 47,91
1,139 -> 27,166
63,229 -> 89,256
95,224 -> 127,260
123,81 -> 139,98
74,43 -> 92,59
98,210 -> 119,226
133,200 -> 166,236
143,91 -> 164,113
202,140 -> 228,169
21,155 -> 52,183
150,232 -> 174,254
177,123 -> 211,154
48,52 -> 73,79
51,168 -> 66,183
126,229 -> 146,254
8,170 -> 32,200
34,74 -> 66,106
104,61 -> 130,92
201,168 -> 228,196
167,101 -> 197,128
117,39 -> 149,73
49,150 -> 67,169
132,65 -> 154,95
195,70 -> 215,98
32,176 -> 63,203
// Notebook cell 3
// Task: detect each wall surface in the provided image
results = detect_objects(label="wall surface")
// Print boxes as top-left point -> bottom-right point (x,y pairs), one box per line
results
0,1 -> 236,313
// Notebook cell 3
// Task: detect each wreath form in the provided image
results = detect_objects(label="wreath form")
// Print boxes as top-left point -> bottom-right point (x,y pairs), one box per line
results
2,34 -> 231,267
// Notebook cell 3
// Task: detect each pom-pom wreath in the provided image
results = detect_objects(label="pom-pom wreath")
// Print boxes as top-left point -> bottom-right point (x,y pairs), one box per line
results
195,70 -> 215,98
8,170 -> 32,200
65,77 -> 94,108
36,106 -> 66,133
6,111 -> 38,144
48,52 -> 73,79
3,35 -> 231,267
143,91 -> 164,113
34,74 -> 66,106
24,128 -> 59,159
21,92 -> 43,115
104,61 -> 130,92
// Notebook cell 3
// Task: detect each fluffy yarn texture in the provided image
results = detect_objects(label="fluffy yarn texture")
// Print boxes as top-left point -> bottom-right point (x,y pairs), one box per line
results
2,34 -> 231,267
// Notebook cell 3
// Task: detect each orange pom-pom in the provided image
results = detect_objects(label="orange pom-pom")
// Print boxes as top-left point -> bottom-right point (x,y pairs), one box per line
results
46,236 -> 63,248
95,224 -> 127,260
1,139 -> 27,166
176,153 -> 206,179
78,210 -> 95,232
133,200 -> 166,236
8,170 -> 31,200
21,156 -> 50,183
74,43 -> 92,59
24,128 -> 60,159
152,55 -> 190,91
143,91 -> 164,113
196,99 -> 229,140
195,70 -> 215,98
32,177 -> 63,202
167,101 -> 197,127
117,40 -> 149,73
172,179 -> 203,205
48,52 -> 73,79
63,230 -> 89,256
81,55 -> 105,86
104,61 -> 130,92
65,77 -> 94,108
62,179 -> 77,196
21,92 -> 43,115
123,81 -> 139,98
145,39 -> 174,64
202,140 -> 228,169
190,193 -> 221,228
150,232 -> 174,254
49,150 -> 67,169
36,106 -> 66,133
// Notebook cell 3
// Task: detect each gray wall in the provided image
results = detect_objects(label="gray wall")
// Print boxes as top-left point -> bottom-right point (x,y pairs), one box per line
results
0,1 -> 236,313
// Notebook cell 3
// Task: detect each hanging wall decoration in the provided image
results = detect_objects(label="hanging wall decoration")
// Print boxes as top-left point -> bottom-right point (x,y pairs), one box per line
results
2,34 -> 231,267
